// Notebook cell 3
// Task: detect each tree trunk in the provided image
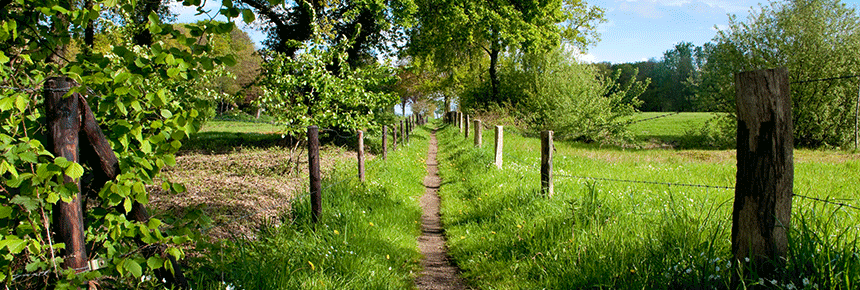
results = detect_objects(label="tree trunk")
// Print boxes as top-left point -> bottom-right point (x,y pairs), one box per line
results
488,47 -> 500,104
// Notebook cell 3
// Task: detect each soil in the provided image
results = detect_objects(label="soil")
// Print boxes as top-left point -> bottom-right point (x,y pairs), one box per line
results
415,129 -> 468,290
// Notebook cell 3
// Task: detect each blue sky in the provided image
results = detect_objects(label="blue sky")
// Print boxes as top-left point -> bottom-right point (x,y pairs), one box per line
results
172,0 -> 860,65
585,0 -> 860,64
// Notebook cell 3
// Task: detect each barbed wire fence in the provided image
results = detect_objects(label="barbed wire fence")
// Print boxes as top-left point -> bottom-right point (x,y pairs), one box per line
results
449,110 -> 860,213
5,110 -> 426,285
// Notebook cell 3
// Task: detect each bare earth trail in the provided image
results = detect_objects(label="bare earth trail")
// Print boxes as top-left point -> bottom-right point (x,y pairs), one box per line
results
415,129 -> 468,290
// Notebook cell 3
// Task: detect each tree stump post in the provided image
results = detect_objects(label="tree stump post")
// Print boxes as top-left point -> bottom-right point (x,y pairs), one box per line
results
495,126 -> 503,169
358,130 -> 365,182
44,77 -> 88,272
382,126 -> 388,160
308,126 -> 321,224
474,120 -> 482,147
732,67 -> 793,281
541,130 -> 554,197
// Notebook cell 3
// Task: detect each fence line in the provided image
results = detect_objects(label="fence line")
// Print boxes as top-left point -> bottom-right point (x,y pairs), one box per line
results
627,112 -> 680,125
7,115 -> 425,284
451,112 -> 858,212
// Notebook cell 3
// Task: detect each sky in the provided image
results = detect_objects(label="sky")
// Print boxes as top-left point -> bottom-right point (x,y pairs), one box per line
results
584,0 -> 860,64
172,0 -> 860,65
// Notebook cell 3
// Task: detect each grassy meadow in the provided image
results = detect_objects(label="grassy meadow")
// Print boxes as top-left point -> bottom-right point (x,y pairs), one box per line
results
168,117 -> 431,289
436,117 -> 860,289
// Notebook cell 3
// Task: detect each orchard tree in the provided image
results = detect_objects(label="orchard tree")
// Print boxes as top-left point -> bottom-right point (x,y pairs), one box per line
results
700,0 -> 860,147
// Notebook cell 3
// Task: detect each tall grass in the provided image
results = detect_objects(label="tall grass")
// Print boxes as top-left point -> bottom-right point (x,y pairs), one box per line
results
436,124 -> 860,289
188,127 -> 431,289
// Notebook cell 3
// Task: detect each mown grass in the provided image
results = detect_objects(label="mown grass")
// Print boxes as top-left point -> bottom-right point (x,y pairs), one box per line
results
626,112 -> 722,149
436,123 -> 860,289
186,125 -> 430,289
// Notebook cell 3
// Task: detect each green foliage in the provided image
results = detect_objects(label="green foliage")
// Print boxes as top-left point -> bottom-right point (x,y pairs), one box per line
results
700,0 -> 860,147
406,0 -> 605,105
479,47 -> 647,142
256,43 -> 399,135
0,0 -> 239,287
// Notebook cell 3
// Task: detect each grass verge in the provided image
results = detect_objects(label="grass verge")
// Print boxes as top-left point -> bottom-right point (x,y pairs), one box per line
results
185,125 -> 429,289
436,123 -> 860,289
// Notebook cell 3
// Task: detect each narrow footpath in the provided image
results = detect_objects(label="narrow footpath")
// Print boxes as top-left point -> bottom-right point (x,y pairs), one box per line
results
415,129 -> 467,290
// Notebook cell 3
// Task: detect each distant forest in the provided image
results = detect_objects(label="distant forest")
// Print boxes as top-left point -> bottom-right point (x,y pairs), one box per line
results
595,42 -> 704,112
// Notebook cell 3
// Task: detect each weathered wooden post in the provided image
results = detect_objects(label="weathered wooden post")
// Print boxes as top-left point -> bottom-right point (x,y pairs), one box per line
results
393,122 -> 398,150
464,115 -> 470,139
358,130 -> 365,182
855,78 -> 859,150
732,67 -> 793,280
541,130 -> 554,197
400,120 -> 405,145
495,126 -> 503,169
308,125 -> 322,224
44,77 -> 88,272
458,112 -> 464,133
474,120 -> 482,147
382,126 -> 388,160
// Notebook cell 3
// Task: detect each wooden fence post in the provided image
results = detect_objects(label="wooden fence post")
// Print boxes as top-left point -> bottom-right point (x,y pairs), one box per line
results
393,123 -> 397,150
541,130 -> 554,197
358,130 -> 365,182
308,125 -> 321,224
474,120 -> 482,147
458,112 -> 464,133
855,78 -> 859,151
464,115 -> 470,139
44,77 -> 88,272
495,126 -> 503,169
382,126 -> 388,160
732,68 -> 793,280
400,120 -> 405,145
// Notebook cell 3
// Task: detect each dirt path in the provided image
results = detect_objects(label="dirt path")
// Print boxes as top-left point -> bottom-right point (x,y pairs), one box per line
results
415,129 -> 468,290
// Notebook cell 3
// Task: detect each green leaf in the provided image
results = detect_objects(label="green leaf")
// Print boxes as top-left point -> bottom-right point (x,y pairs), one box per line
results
146,256 -> 163,270
171,183 -> 186,194
0,206 -> 12,219
160,109 -> 173,119
123,259 -> 142,278
0,97 -> 13,111
14,95 -> 26,112
10,195 -> 40,211
242,9 -> 255,24
46,192 -> 59,204
64,162 -> 84,179
123,197 -> 132,213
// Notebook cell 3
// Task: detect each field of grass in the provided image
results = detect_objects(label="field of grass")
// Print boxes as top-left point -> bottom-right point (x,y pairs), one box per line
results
625,112 -> 723,149
436,123 -> 860,289
168,118 -> 429,289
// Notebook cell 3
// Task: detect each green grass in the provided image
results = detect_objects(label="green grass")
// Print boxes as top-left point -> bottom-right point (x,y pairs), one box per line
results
626,112 -> 723,148
187,126 -> 431,289
436,123 -> 860,289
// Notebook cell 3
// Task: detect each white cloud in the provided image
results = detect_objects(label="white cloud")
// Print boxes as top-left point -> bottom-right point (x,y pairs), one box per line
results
576,53 -> 598,63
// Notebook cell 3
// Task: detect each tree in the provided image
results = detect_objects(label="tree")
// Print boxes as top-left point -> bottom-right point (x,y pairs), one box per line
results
406,0 -> 605,106
700,0 -> 860,147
